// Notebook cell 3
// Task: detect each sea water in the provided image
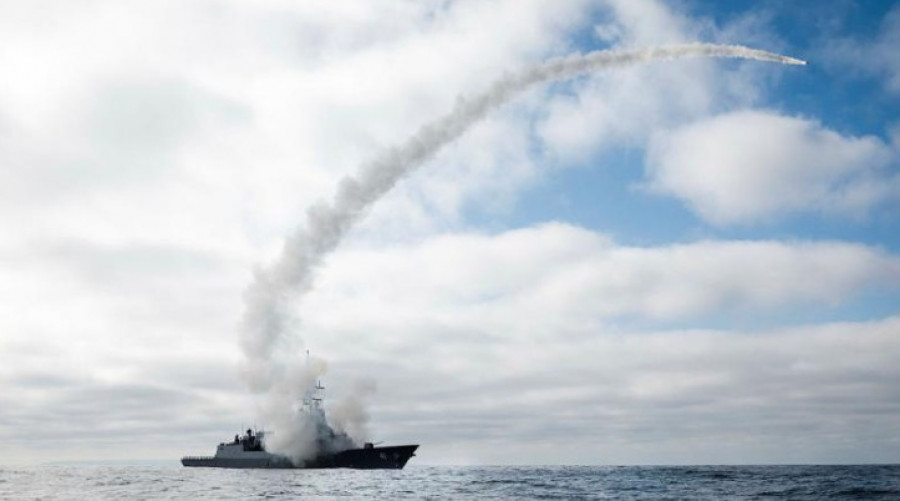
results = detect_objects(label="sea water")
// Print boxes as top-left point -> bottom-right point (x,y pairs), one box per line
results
1,464 -> 898,499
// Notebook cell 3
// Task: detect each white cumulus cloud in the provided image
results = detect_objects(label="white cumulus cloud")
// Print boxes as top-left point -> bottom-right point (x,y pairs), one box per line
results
302,223 -> 900,342
645,110 -> 897,225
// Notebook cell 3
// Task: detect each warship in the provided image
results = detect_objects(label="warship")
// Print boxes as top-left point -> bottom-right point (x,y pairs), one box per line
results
181,378 -> 418,469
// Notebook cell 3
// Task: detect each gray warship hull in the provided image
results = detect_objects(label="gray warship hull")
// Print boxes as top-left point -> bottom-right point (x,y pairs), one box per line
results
181,444 -> 418,469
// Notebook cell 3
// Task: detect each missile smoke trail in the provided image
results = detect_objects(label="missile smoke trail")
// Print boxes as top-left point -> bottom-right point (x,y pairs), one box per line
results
238,43 -> 804,462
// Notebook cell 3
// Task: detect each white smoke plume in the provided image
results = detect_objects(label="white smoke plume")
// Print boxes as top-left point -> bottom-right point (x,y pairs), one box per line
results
255,356 -> 329,461
239,44 -> 805,463
327,379 -> 378,442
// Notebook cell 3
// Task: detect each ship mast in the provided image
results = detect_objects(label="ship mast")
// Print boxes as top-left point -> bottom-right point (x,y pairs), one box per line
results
303,349 -> 326,414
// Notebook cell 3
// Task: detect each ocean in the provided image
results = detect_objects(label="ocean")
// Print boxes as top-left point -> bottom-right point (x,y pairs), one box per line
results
1,464 -> 898,499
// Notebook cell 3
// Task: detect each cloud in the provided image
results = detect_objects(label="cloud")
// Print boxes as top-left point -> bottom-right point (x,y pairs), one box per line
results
0,337 -> 246,461
5,221 -> 897,464
537,0 -> 717,164
11,309 -> 900,465
329,315 -> 900,465
299,224 -> 900,350
645,110 -> 897,225
534,0 -> 798,168
0,0 -> 596,251
873,6 -> 900,93
597,0 -> 698,46
826,4 -> 900,95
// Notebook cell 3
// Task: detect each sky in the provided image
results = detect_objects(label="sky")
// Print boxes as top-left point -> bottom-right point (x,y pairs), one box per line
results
1,0 -> 899,466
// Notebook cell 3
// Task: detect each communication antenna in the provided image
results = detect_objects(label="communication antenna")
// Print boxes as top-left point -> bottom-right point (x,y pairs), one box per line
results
302,348 -> 325,411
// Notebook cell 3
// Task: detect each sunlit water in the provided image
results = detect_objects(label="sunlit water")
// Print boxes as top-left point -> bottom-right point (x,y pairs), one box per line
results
1,464 -> 898,499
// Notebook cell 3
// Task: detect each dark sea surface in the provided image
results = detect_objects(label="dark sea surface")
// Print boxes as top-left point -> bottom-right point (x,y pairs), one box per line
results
1,464 -> 899,500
